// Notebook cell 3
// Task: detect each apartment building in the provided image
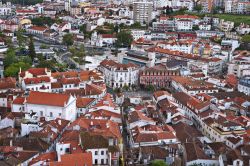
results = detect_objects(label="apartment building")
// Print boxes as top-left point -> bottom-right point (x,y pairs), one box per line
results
99,59 -> 139,88
133,0 -> 153,24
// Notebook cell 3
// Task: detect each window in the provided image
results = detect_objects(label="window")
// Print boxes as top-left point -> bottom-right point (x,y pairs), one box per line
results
50,112 -> 53,117
40,111 -> 43,116
101,151 -> 104,155
101,159 -> 104,165
59,113 -> 61,116
95,159 -> 98,164
95,151 -> 98,155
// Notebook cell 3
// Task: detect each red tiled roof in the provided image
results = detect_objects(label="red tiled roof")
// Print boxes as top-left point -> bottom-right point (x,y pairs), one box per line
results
76,97 -> 95,108
24,77 -> 50,85
29,26 -> 48,31
134,131 -> 176,143
174,14 -> 199,19
29,152 -> 56,166
67,118 -> 122,139
41,118 -> 70,132
153,90 -> 170,99
60,78 -> 80,85
50,152 -> 92,166
12,96 -> 25,105
20,68 -> 48,78
16,10 -> 37,13
0,77 -> 16,89
26,91 -> 70,107
128,109 -> 155,124
101,34 -> 115,38
94,93 -> 116,108
100,59 -> 138,70
0,146 -> 18,153
227,137 -> 242,145
87,109 -> 121,119
147,47 -> 198,60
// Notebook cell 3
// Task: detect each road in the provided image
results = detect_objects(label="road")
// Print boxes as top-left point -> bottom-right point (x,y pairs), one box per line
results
60,52 -> 80,69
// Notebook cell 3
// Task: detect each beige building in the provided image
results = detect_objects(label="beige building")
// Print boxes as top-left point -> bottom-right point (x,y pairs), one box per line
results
70,6 -> 82,15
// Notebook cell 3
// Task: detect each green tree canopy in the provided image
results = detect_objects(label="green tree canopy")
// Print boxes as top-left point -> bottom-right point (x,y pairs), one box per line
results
4,62 -> 31,77
130,22 -> 143,29
16,30 -> 25,48
2,0 -> 43,5
4,48 -> 17,67
242,35 -> 250,43
146,85 -> 155,92
31,17 -> 56,26
116,30 -> 133,47
194,4 -> 203,12
63,34 -> 74,47
28,36 -> 36,61
150,160 -> 168,166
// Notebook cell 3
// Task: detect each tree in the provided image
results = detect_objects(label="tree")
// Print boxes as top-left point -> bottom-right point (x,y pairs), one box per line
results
4,61 -> 31,77
5,37 -> 13,47
78,45 -> 85,57
150,160 -> 168,166
40,44 -> 48,49
36,59 -> 54,68
3,0 -> 43,5
146,85 -> 155,92
131,84 -> 137,91
63,34 -> 74,47
28,36 -> 36,61
79,24 -> 87,33
130,22 -> 143,29
123,85 -> 129,91
193,25 -> 199,30
31,17 -> 55,26
163,5 -> 172,14
19,56 -> 32,65
194,4 -> 203,12
116,31 -> 133,47
70,45 -> 85,58
192,0 -> 201,9
16,30 -> 25,48
241,34 -> 250,43
4,48 -> 17,67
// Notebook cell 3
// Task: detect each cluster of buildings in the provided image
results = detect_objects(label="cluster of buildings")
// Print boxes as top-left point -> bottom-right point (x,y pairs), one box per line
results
120,87 -> 250,165
0,67 -> 125,165
0,0 -> 249,165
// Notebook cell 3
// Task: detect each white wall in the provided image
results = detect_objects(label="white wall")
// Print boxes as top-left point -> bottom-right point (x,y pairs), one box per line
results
0,118 -> 14,129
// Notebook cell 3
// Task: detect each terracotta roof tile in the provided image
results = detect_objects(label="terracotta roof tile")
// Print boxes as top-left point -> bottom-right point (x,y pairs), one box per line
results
76,97 -> 95,108
24,77 -> 50,85
28,152 -> 56,166
26,91 -> 71,107
50,152 -> 92,166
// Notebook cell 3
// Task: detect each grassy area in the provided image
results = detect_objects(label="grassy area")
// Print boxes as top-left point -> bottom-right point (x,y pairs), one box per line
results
212,14 -> 250,26
185,12 -> 250,26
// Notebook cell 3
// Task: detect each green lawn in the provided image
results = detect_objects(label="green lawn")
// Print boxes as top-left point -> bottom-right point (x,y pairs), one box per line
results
185,12 -> 250,26
212,14 -> 250,26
